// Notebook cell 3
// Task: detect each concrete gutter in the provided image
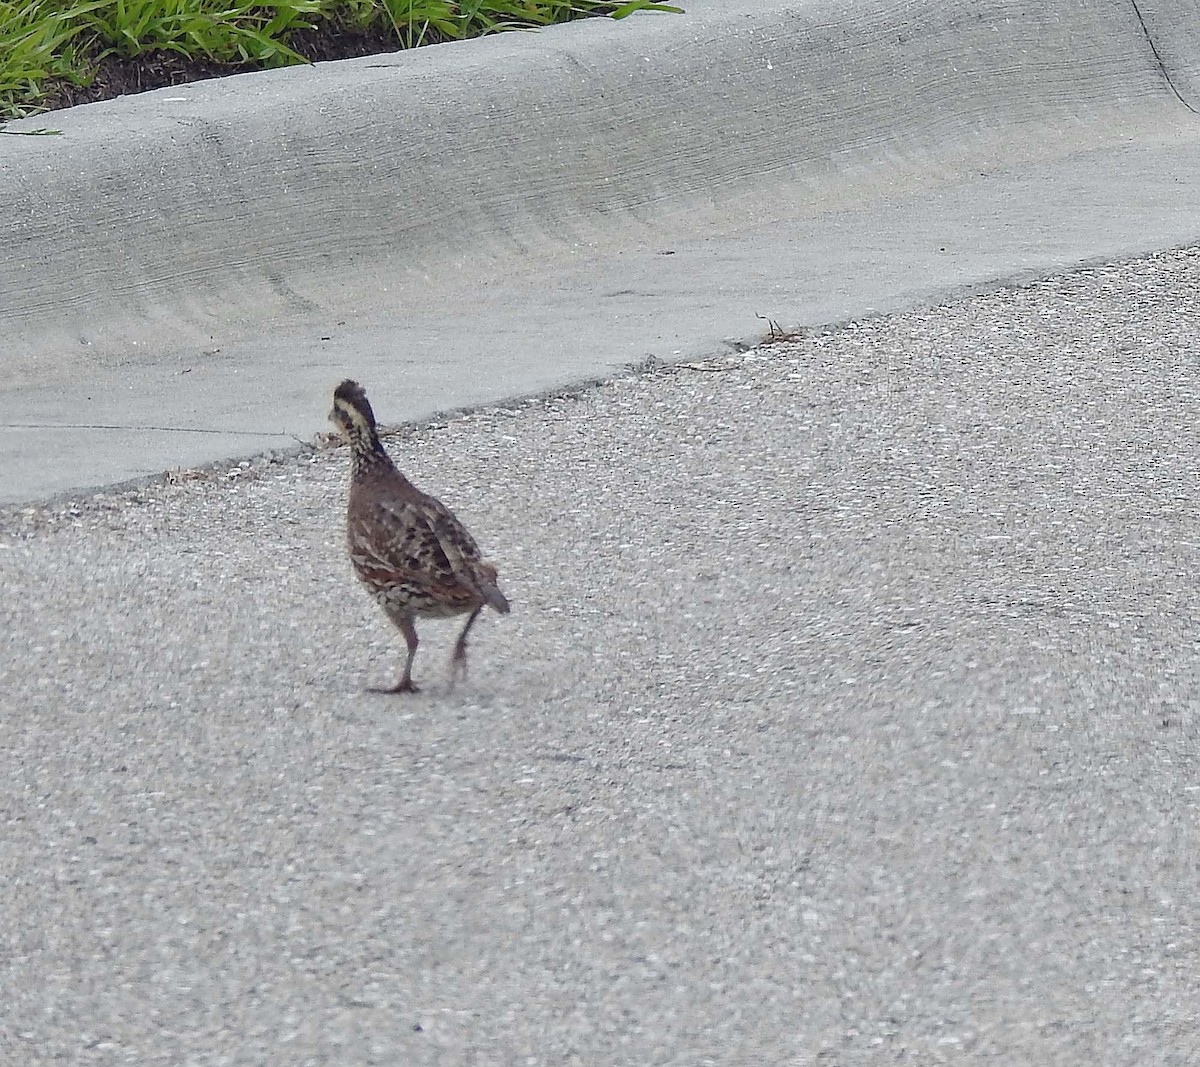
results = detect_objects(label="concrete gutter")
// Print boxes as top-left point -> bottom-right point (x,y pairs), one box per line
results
1,0 -> 1199,503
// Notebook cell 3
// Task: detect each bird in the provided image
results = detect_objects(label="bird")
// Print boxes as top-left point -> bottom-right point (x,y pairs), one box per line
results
328,379 -> 510,693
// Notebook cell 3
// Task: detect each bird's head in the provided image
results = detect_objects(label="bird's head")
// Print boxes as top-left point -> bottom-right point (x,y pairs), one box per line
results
329,379 -> 378,448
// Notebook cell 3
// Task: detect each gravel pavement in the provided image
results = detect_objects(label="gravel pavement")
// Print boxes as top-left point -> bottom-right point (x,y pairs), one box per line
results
3,248 -> 1199,1064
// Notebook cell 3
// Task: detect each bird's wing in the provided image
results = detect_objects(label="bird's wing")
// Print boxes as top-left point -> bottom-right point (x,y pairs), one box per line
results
344,499 -> 451,601
368,497 -> 489,596
404,500 -> 510,612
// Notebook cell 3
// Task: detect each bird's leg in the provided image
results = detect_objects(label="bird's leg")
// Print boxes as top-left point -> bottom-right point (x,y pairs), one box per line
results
371,616 -> 420,694
448,606 -> 484,687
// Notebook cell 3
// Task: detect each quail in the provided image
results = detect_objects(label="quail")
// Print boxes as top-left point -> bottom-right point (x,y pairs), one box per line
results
329,379 -> 510,692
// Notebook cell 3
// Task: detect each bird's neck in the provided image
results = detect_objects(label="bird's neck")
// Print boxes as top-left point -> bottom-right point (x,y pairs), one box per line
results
348,427 -> 394,478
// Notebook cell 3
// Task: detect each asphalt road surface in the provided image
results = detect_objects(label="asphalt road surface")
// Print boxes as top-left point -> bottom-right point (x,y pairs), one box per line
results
2,248 -> 1198,1065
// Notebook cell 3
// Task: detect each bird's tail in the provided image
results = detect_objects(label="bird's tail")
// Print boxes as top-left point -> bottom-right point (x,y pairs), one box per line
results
484,586 -> 511,614
476,562 -> 511,614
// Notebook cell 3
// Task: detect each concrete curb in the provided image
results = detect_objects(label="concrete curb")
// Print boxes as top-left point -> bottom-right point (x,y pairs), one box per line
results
2,0 -> 1200,501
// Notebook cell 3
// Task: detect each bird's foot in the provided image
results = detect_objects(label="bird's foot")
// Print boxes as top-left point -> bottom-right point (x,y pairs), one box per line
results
369,678 -> 420,694
447,648 -> 469,689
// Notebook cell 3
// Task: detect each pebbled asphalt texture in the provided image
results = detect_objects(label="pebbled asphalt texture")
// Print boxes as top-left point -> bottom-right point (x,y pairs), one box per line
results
2,247 -> 1199,1065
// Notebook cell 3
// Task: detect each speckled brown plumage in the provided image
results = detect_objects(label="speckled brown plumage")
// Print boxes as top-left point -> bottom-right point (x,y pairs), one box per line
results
329,379 -> 510,693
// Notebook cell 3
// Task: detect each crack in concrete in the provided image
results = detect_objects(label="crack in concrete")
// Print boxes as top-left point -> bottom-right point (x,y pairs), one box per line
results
1,422 -> 293,436
1129,0 -> 1200,114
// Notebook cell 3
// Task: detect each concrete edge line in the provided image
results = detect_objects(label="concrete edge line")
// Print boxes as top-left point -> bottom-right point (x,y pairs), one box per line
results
6,236 -> 1199,513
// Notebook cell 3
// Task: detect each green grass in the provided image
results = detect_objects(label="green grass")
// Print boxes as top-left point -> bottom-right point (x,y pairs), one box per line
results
0,0 -> 682,119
